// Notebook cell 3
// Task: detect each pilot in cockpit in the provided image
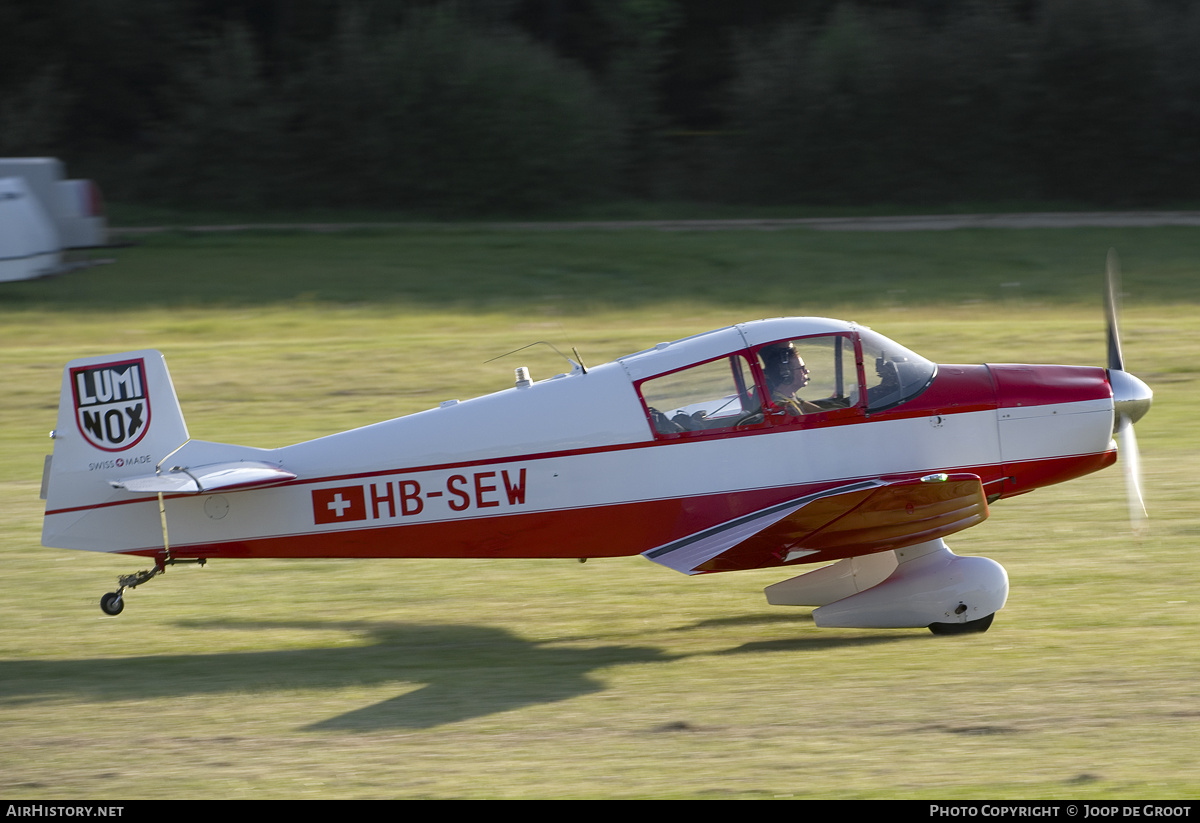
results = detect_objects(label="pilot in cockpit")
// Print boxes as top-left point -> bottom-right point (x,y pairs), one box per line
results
759,342 -> 823,416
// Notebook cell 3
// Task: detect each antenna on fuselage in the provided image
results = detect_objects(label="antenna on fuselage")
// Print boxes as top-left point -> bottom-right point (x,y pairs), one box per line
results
485,341 -> 587,374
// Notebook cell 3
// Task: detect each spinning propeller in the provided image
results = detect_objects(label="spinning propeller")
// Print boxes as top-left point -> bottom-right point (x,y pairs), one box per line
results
1104,249 -> 1153,535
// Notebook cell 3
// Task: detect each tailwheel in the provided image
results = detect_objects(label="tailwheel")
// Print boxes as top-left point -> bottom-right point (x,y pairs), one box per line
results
100,592 -> 124,616
928,612 -> 995,635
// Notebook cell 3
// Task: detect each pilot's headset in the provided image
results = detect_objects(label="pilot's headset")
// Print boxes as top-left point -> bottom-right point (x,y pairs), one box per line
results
764,344 -> 795,385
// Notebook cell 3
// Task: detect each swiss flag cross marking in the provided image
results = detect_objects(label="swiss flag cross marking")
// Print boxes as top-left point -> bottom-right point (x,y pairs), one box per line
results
312,486 -> 367,525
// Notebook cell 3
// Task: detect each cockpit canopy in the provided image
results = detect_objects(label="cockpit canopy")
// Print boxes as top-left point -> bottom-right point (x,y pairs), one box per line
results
635,326 -> 937,437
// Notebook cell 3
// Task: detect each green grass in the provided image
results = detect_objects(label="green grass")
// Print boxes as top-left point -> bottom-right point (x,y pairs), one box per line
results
1,225 -> 1198,798
28,224 -> 1200,313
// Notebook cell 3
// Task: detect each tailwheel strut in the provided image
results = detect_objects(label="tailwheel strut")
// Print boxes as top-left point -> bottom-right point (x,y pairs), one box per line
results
99,487 -> 205,616
102,556 -> 208,614
100,554 -> 207,615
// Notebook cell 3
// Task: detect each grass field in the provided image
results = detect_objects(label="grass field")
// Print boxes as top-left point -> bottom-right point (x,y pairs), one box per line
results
1,224 -> 1198,799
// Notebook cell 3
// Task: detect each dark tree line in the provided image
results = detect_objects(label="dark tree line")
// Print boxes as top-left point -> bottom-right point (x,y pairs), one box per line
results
2,0 -> 1197,214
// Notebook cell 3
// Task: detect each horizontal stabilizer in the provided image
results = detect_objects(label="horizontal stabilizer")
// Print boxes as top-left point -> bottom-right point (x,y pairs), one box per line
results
110,461 -> 296,494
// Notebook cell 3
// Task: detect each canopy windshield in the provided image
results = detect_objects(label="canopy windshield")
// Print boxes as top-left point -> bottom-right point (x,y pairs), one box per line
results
858,328 -> 937,412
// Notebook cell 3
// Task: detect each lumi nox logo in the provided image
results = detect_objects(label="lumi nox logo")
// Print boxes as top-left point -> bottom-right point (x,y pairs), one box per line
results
70,358 -> 151,451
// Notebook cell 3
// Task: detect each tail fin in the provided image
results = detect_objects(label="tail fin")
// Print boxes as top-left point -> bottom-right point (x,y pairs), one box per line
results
42,350 -> 189,551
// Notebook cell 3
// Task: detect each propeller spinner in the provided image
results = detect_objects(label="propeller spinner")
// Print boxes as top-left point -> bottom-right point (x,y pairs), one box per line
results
1105,249 -> 1153,534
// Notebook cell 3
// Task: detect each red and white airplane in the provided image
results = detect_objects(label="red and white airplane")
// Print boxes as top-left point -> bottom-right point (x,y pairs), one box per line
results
40,256 -> 1151,634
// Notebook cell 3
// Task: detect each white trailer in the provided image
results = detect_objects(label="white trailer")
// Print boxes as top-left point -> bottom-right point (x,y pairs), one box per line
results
0,157 -> 108,282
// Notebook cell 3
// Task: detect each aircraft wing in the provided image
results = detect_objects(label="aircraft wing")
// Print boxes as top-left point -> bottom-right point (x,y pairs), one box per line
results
643,473 -> 988,574
109,461 -> 297,494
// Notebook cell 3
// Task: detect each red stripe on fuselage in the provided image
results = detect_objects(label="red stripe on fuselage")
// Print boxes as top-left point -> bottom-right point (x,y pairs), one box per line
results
119,452 -> 1109,567
1001,448 -> 1116,496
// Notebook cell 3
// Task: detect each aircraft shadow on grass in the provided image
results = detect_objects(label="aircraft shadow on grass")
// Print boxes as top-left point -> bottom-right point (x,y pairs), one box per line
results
0,618 -> 911,731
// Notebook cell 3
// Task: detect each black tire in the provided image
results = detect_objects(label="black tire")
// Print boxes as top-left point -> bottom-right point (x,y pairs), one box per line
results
928,612 -> 994,635
100,592 -> 124,616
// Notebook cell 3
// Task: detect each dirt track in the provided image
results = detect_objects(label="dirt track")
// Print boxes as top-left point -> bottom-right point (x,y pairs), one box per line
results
112,211 -> 1200,236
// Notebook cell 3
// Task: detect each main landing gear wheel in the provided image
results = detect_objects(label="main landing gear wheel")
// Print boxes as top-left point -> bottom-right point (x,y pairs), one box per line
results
100,592 -> 124,616
928,612 -> 995,635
